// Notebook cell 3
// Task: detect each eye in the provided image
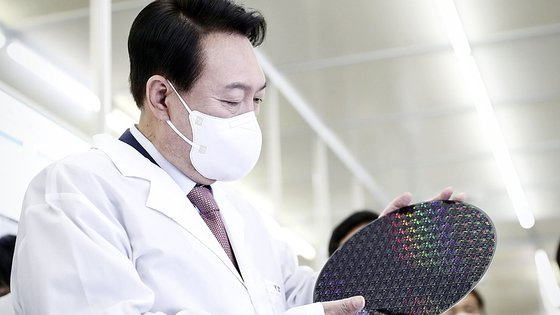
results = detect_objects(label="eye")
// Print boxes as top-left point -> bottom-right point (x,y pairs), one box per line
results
222,100 -> 241,106
254,98 -> 263,104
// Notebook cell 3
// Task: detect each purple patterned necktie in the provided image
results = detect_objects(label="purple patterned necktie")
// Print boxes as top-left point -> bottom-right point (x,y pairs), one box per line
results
187,185 -> 238,269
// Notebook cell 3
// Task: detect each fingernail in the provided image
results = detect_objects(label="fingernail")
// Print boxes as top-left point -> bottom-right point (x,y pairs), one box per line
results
352,296 -> 365,309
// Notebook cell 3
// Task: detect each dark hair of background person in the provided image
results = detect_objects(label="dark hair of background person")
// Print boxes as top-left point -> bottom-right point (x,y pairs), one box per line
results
328,210 -> 379,256
0,235 -> 16,290
128,0 -> 267,108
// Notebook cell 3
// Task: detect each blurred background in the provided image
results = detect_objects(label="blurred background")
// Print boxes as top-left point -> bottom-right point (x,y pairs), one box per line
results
0,0 -> 559,314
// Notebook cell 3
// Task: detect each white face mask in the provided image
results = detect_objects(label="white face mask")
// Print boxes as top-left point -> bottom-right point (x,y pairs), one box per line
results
166,81 -> 262,181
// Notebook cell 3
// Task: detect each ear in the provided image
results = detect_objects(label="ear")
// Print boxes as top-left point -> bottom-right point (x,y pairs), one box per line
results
145,75 -> 172,121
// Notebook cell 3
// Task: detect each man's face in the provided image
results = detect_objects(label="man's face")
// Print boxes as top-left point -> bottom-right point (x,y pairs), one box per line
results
177,32 -> 266,119
161,32 -> 266,183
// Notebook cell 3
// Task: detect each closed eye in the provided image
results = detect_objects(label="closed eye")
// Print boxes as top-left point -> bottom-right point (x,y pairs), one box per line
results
222,100 -> 241,106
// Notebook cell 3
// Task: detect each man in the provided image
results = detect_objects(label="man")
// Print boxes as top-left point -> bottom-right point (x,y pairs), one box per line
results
12,0 -> 463,314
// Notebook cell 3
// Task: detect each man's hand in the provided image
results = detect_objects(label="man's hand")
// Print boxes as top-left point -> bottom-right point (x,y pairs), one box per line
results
322,296 -> 365,315
380,186 -> 466,216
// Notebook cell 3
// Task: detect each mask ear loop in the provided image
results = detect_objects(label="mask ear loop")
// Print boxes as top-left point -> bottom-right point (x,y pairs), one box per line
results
165,81 -> 202,151
167,80 -> 193,114
165,120 -> 200,149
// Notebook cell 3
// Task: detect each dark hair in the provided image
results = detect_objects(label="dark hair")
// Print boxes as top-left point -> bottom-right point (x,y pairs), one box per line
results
556,238 -> 560,268
128,0 -> 267,108
0,235 -> 16,287
328,210 -> 379,256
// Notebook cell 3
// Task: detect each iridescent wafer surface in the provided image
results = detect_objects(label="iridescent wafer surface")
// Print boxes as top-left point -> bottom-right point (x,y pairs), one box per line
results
314,200 -> 496,315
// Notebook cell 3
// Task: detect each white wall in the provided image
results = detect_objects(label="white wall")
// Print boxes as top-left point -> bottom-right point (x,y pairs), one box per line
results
0,86 -> 89,221
0,86 -> 91,315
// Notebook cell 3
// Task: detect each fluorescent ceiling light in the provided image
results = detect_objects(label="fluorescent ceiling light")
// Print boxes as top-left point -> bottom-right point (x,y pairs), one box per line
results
6,40 -> 100,112
437,0 -> 471,57
0,86 -> 90,160
534,249 -> 560,308
437,0 -> 534,229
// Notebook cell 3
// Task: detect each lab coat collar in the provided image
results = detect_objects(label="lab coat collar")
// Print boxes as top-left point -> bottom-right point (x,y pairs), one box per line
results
127,126 -> 196,194
92,134 -> 246,286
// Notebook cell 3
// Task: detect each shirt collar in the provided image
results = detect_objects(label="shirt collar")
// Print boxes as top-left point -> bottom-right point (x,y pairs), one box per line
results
130,125 -> 196,194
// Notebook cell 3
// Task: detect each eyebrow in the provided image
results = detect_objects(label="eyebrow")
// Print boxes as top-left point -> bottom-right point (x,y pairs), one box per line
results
224,82 -> 267,92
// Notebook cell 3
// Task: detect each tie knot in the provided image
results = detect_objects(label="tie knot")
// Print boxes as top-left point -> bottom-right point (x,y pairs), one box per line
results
187,185 -> 219,214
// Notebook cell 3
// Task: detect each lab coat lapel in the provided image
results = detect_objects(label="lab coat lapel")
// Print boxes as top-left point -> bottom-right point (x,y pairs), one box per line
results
215,191 -> 246,266
93,135 -> 244,284
148,187 -> 245,285
206,187 -> 247,283
215,187 -> 276,307
215,188 -> 275,314
145,180 -> 243,284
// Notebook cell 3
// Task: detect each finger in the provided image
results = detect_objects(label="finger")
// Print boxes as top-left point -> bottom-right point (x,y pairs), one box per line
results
322,296 -> 365,315
380,192 -> 412,217
452,192 -> 467,202
431,186 -> 453,201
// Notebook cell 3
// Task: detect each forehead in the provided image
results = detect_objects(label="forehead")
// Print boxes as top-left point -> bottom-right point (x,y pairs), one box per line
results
197,32 -> 265,88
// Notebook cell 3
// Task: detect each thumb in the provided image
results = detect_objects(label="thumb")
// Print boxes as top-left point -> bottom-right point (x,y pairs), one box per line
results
349,296 -> 365,311
323,296 -> 365,315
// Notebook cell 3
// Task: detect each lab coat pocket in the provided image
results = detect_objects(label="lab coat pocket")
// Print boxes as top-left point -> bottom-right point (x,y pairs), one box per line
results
265,279 -> 286,314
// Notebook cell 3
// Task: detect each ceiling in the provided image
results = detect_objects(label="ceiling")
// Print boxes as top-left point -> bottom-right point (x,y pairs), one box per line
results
0,0 -> 559,314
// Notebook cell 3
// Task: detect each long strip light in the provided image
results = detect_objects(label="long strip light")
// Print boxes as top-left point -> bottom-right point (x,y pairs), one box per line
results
534,249 -> 560,308
437,0 -> 535,229
6,40 -> 100,112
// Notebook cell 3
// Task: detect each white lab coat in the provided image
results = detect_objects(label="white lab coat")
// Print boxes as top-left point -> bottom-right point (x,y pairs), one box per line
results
12,134 -> 324,315
0,294 -> 15,315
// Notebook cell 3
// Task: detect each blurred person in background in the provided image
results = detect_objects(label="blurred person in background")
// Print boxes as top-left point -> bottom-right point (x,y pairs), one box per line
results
442,289 -> 484,315
328,210 -> 379,256
0,234 -> 16,297
556,239 -> 559,268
